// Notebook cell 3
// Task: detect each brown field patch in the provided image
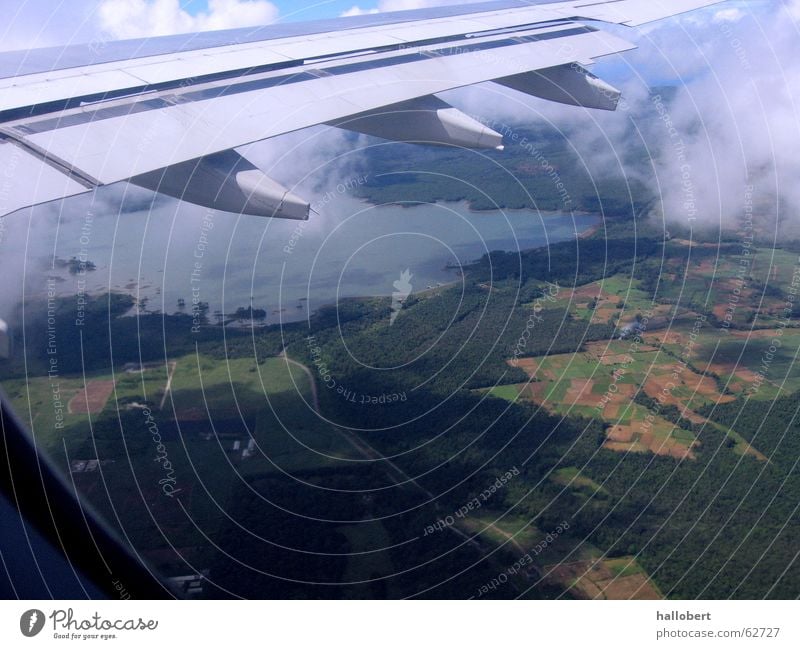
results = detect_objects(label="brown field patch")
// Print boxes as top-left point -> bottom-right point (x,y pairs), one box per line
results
642,330 -> 683,346
606,425 -> 635,443
730,367 -> 765,384
712,303 -> 729,321
669,444 -> 693,459
544,559 -> 662,600
651,304 -> 679,318
695,259 -> 717,273
511,358 -> 560,381
644,367 -> 735,409
582,341 -> 608,357
564,378 -> 595,405
641,432 -> 688,459
604,440 -> 649,454
597,353 -> 634,366
572,284 -> 608,301
605,433 -> 694,458
510,357 -> 539,376
707,363 -> 770,393
584,341 -> 658,364
595,384 -> 637,420
678,409 -> 707,425
527,383 -> 559,410
592,307 -> 618,323
600,573 -> 662,600
640,423 -> 696,459
642,378 -> 678,406
614,383 -> 636,398
712,301 -> 754,323
672,239 -> 718,249
68,379 -> 115,414
726,328 -> 791,341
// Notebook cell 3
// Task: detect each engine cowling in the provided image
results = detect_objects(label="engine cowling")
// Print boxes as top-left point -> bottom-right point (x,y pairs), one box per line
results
329,95 -> 504,150
495,63 -> 621,111
130,150 -> 310,220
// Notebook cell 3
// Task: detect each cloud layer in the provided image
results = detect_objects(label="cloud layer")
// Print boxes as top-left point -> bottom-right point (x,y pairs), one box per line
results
97,0 -> 279,40
0,0 -> 279,50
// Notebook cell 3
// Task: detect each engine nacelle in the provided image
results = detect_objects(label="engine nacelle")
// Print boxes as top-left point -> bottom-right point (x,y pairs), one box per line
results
130,150 -> 310,220
0,318 -> 10,360
495,63 -> 621,111
330,95 -> 504,150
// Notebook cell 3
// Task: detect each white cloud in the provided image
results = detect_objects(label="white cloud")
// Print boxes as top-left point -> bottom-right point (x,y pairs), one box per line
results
711,8 -> 745,23
340,5 -> 379,16
0,0 -> 99,51
786,0 -> 800,20
340,0 -> 482,18
97,0 -> 279,40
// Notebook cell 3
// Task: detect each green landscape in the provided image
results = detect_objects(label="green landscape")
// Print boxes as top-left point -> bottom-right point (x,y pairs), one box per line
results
3,120 -> 800,599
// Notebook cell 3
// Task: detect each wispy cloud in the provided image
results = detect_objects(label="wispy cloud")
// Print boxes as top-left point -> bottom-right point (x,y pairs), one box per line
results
97,0 -> 279,40
0,0 -> 279,50
339,0 -> 480,18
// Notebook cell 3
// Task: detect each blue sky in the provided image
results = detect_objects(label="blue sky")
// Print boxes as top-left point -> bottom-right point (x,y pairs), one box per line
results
264,1 -> 371,20
184,0 -> 379,20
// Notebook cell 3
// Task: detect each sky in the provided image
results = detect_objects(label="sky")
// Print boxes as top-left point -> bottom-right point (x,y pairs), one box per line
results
0,0 -> 481,49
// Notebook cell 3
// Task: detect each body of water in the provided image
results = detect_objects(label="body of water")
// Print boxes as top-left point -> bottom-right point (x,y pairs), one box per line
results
1,192 -> 598,326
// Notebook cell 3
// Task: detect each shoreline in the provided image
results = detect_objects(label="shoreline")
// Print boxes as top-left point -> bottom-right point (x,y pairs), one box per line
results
354,196 -> 595,219
7,203 -> 600,328
578,222 -> 602,240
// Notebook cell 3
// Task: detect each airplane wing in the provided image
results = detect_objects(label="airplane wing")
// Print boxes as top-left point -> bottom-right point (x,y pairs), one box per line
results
0,0 -> 725,220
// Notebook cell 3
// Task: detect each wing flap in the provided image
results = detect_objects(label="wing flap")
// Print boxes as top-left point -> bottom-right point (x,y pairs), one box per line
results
0,140 -> 92,218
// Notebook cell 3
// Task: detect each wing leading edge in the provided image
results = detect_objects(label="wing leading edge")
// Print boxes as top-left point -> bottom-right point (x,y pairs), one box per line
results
0,0 -> 725,220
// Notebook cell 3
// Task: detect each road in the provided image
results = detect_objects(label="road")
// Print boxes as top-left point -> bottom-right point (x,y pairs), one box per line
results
159,361 -> 177,410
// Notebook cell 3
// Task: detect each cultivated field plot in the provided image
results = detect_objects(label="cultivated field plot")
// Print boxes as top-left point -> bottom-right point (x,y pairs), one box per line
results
543,557 -> 662,600
550,466 -> 608,499
658,244 -> 800,328
462,511 -> 662,600
541,275 -> 661,326
486,384 -> 526,402
510,346 -> 701,458
649,327 -> 800,399
68,379 -> 116,414
2,362 -> 173,453
3,375 -> 89,452
461,513 -> 543,555
507,322 -> 775,459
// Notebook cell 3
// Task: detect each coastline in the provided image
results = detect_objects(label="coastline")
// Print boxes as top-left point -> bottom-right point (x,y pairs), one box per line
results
5,201 -> 600,328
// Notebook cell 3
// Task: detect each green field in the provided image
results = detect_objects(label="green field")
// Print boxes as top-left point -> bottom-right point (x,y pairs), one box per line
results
551,466 -> 608,496
487,384 -> 523,402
